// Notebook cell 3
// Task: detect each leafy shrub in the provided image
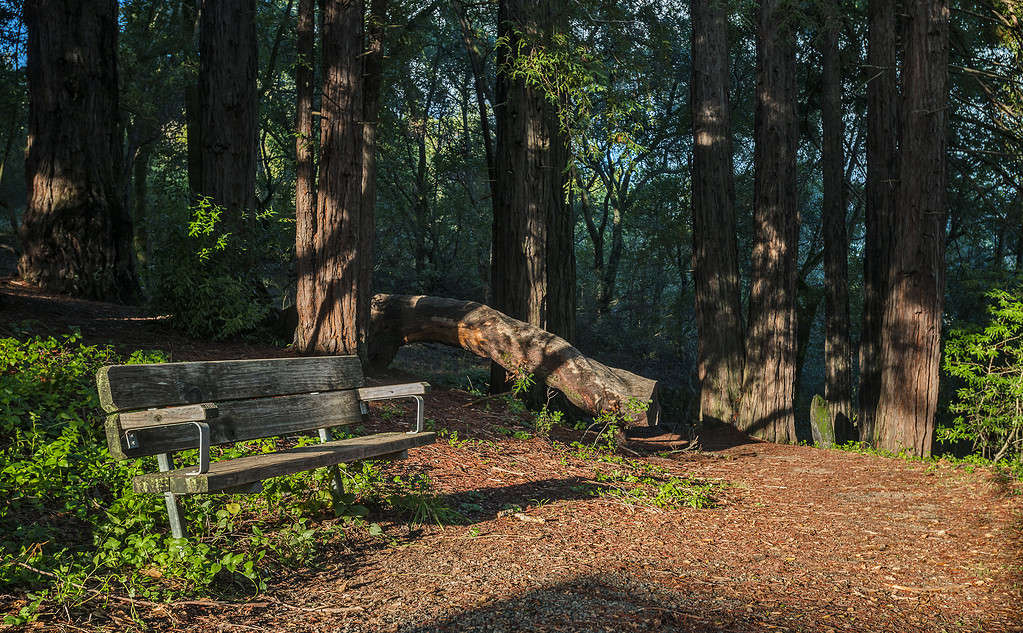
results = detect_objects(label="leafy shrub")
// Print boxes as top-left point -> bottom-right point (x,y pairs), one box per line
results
943,289 -> 1023,463
148,197 -> 293,340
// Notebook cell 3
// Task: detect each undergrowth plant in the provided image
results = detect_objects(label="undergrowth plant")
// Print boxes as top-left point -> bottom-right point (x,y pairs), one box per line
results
943,289 -> 1023,463
148,197 -> 292,340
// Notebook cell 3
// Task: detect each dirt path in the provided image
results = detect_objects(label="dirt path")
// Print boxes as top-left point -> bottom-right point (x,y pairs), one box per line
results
2,280 -> 1021,632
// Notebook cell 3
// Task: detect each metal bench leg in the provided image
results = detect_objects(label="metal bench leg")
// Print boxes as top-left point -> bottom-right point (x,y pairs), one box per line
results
157,453 -> 187,539
318,428 -> 346,515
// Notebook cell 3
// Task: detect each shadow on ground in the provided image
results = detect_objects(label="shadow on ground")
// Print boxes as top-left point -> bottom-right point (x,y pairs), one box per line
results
396,572 -> 901,633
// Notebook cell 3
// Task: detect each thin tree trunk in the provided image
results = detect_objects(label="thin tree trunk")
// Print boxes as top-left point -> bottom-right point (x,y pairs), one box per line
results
360,0 -> 387,325
453,0 -> 496,200
179,0 -> 201,197
491,0 -> 575,392
133,143 -> 152,268
0,114 -> 20,232
874,0 -> 949,457
197,0 -> 258,226
738,0 -> 799,443
690,0 -> 745,428
821,9 -> 853,442
596,202 -> 622,316
19,0 -> 137,302
859,0 -> 900,444
293,0 -> 317,349
294,0 -> 366,358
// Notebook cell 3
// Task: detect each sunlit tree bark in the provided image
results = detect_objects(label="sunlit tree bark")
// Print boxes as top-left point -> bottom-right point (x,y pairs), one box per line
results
738,0 -> 799,443
491,0 -> 575,391
690,0 -> 744,428
294,0 -> 367,357
859,0 -> 900,444
19,0 -> 138,302
293,0 -> 317,349
874,0 -> 949,457
821,6 -> 853,442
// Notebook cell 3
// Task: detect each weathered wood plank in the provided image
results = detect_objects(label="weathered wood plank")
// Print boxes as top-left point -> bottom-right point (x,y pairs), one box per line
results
132,432 -> 435,494
357,382 -> 430,401
119,403 -> 218,430
105,391 -> 363,459
96,356 -> 364,412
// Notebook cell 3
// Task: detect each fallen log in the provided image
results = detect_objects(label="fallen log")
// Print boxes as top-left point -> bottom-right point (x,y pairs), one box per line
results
368,294 -> 660,427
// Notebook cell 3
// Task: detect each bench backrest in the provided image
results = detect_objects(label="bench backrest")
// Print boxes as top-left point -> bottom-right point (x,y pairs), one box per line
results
97,356 -> 365,459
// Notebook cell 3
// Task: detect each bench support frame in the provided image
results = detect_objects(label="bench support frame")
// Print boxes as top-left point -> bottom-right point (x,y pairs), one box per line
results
157,453 -> 187,539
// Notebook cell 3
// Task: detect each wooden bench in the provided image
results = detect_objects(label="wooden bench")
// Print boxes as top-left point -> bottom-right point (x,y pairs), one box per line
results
96,355 -> 435,539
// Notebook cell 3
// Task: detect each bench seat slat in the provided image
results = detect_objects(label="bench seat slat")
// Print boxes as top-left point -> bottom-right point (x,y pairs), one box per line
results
105,391 -> 362,459
132,432 -> 436,494
97,356 -> 364,413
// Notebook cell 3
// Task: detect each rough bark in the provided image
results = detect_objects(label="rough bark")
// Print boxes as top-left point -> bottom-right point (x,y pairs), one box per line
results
294,0 -> 366,358
821,9 -> 853,443
369,294 -> 659,427
859,0 -> 900,444
738,0 -> 799,443
19,0 -> 138,302
361,0 -> 387,321
491,0 -> 575,391
690,0 -> 745,428
197,0 -> 258,224
294,0 -> 317,349
874,0 -> 949,457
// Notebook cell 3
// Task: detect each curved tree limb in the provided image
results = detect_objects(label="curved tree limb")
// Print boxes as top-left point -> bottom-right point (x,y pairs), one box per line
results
369,294 -> 660,426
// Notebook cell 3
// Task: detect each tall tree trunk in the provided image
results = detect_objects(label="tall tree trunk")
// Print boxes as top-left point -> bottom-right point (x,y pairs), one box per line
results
490,0 -> 575,392
294,0 -> 366,358
738,0 -> 799,443
19,0 -> 137,302
874,0 -> 949,457
179,0 -> 201,197
821,9 -> 853,442
294,0 -> 317,349
690,0 -> 745,428
858,0 -> 899,444
197,0 -> 258,226
361,0 -> 387,328
453,0 -> 497,202
133,143 -> 152,268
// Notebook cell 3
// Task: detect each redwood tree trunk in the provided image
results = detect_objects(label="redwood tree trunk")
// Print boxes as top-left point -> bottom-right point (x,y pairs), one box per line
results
294,0 -> 367,358
858,0 -> 899,444
874,0 -> 949,457
19,0 -> 138,302
690,0 -> 745,428
738,0 -> 799,443
197,0 -> 258,224
491,0 -> 575,391
361,0 -> 387,323
821,9 -> 853,442
294,0 -> 317,349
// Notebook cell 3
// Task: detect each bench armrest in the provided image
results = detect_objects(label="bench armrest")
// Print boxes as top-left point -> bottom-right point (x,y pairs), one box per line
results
356,382 -> 429,434
119,403 -> 219,430
356,382 -> 429,401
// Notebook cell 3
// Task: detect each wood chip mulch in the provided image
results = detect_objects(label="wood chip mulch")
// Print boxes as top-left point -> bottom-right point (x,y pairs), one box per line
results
2,278 -> 1021,632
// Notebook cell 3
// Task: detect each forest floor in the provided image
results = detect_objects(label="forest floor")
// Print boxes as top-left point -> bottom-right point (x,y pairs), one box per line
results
1,275 -> 1022,632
